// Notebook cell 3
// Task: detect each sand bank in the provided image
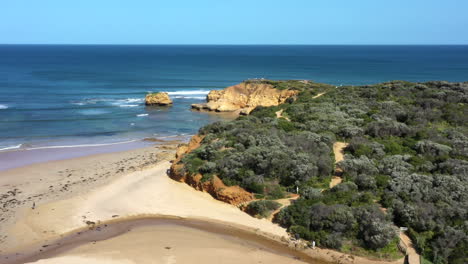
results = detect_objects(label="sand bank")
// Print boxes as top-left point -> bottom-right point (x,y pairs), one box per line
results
6,218 -> 318,264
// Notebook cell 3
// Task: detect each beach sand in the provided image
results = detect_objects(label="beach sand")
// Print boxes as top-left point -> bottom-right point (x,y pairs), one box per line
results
0,144 -> 177,245
0,144 -> 403,264
16,219 -> 314,264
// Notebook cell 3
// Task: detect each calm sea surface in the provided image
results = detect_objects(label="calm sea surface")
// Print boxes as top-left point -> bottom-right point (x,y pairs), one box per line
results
1,45 -> 467,150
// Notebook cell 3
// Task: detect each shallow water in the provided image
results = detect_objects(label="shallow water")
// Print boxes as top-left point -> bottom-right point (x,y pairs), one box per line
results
1,45 -> 467,150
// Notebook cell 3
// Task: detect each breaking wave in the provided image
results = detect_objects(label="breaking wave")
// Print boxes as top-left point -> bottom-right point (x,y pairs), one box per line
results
0,144 -> 22,151
167,90 -> 210,95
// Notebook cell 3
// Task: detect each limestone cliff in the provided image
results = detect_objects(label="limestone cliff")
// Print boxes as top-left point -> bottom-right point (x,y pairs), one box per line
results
145,92 -> 173,106
170,135 -> 254,205
192,82 -> 299,115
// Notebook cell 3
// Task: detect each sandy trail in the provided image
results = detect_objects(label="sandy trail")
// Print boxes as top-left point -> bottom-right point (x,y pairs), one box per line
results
268,195 -> 300,221
333,142 -> 347,164
330,142 -> 348,188
312,92 -> 326,99
275,93 -> 325,122
275,109 -> 291,121
399,233 -> 420,264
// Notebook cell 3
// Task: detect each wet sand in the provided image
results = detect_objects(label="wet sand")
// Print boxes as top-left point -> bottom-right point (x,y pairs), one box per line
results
0,138 -> 186,171
3,218 -> 320,264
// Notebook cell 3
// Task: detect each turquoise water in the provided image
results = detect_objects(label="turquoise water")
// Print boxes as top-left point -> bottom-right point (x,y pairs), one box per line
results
1,45 -> 468,150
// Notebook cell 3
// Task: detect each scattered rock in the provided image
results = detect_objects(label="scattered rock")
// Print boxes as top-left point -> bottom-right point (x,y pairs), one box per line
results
145,92 -> 173,106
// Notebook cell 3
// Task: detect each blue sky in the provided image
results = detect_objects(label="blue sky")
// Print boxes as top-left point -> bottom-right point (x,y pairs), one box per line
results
1,0 -> 467,44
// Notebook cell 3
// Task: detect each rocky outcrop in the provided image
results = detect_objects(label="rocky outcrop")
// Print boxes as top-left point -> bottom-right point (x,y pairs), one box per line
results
170,135 -> 254,205
145,92 -> 173,106
191,82 -> 299,115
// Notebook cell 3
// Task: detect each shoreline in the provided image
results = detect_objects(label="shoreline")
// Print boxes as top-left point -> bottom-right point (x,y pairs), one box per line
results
0,136 -> 189,171
0,143 -> 403,264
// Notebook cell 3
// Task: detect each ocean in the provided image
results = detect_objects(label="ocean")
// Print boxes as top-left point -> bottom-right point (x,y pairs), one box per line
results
1,45 -> 468,151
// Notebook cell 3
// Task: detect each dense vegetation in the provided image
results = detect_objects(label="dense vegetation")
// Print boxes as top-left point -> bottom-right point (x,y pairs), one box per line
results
245,200 -> 282,218
179,80 -> 467,263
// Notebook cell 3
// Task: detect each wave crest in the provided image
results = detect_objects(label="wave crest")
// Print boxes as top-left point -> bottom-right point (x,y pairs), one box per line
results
167,90 -> 210,95
0,144 -> 22,151
71,98 -> 144,107
173,96 -> 206,100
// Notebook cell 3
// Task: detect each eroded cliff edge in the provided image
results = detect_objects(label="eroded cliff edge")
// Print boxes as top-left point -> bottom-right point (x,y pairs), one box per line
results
192,80 -> 299,115
169,135 -> 254,205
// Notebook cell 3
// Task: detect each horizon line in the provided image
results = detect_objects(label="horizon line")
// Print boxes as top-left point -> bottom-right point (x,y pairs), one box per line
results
1,43 -> 468,46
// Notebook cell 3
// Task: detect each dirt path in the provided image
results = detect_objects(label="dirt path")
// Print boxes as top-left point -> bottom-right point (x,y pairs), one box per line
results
275,93 -> 325,122
267,194 -> 300,221
330,142 -> 348,188
312,92 -> 326,99
328,142 -> 413,262
333,142 -> 348,163
399,232 -> 420,264
275,109 -> 290,121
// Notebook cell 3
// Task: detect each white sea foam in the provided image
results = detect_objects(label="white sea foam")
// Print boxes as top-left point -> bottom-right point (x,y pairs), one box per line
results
137,114 -> 149,117
79,109 -> 110,115
167,90 -> 210,95
174,96 -> 206,100
111,98 -> 144,107
0,104 -> 8,109
0,144 -> 22,151
72,98 -> 143,106
22,140 -> 140,151
124,98 -> 143,103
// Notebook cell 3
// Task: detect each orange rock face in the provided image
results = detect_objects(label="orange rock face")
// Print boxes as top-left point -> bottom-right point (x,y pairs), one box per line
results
192,82 -> 298,115
169,135 -> 254,205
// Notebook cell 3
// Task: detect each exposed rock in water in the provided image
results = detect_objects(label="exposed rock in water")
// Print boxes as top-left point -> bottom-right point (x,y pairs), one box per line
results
170,135 -> 254,205
191,81 -> 299,115
145,92 -> 173,106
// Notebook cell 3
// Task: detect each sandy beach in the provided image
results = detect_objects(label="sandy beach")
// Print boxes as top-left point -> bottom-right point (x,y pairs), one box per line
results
0,143 -> 403,264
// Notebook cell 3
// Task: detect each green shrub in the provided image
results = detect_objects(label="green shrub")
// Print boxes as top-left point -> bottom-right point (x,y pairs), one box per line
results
245,200 -> 282,218
182,154 -> 204,174
277,118 -> 296,132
